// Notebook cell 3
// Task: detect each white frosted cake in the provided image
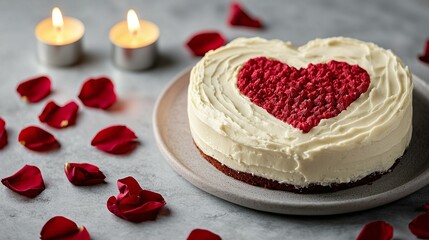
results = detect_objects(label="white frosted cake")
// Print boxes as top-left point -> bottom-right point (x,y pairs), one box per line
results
187,37 -> 412,193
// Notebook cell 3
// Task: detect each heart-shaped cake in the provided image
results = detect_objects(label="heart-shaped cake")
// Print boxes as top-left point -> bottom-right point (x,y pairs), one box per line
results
188,37 -> 412,193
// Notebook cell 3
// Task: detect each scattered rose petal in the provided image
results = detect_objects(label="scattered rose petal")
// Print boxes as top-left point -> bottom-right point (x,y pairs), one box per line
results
39,101 -> 79,128
78,76 -> 117,109
107,176 -> 166,223
228,1 -> 263,29
64,162 -> 106,186
91,125 -> 137,154
356,221 -> 393,240
187,229 -> 222,240
16,76 -> 51,103
40,216 -> 90,240
1,165 -> 45,198
409,212 -> 429,238
418,39 -> 429,64
0,118 -> 7,149
18,126 -> 59,152
186,31 -> 226,56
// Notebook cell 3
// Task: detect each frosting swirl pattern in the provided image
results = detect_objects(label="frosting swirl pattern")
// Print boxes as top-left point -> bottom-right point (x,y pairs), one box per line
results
188,37 -> 412,187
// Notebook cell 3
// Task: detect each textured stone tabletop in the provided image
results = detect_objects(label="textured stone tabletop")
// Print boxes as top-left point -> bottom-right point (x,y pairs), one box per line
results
1,0 -> 429,239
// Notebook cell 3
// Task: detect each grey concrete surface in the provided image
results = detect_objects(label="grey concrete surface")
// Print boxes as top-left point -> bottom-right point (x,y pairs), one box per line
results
0,0 -> 428,239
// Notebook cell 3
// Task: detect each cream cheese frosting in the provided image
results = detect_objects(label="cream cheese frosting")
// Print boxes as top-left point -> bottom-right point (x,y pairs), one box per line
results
188,37 -> 412,187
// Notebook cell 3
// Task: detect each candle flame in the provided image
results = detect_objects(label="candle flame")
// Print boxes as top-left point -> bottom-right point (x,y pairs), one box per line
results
127,9 -> 141,35
52,7 -> 64,31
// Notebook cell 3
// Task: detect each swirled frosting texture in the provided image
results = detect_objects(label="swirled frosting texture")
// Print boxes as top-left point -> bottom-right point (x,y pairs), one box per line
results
188,37 -> 412,187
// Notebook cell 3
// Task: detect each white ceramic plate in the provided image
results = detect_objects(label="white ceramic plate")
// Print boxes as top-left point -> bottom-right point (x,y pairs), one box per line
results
153,69 -> 429,215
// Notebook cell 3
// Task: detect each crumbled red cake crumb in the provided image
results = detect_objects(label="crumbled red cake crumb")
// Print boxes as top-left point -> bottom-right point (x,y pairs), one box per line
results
237,57 -> 370,133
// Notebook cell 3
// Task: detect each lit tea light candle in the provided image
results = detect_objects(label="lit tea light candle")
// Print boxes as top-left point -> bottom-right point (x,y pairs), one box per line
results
110,9 -> 160,70
35,7 -> 84,66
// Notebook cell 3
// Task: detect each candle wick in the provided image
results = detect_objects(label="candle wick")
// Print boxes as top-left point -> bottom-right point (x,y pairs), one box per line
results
132,29 -> 139,37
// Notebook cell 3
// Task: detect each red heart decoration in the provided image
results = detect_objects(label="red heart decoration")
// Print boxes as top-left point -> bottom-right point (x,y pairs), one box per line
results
237,57 -> 370,133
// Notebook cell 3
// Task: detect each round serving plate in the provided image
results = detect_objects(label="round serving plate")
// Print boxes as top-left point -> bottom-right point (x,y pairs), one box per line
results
153,69 -> 429,215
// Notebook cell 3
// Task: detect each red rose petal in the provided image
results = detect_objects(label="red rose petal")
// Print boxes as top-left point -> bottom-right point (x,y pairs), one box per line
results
409,212 -> 429,238
356,221 -> 393,240
107,176 -> 166,223
91,125 -> 137,154
0,118 -> 7,149
78,76 -> 117,109
40,216 -> 90,240
18,126 -> 59,152
64,162 -> 106,186
40,216 -> 78,239
418,39 -> 429,64
115,176 -> 143,201
186,31 -> 226,56
187,229 -> 222,240
1,165 -> 45,198
16,76 -> 51,103
39,101 -> 79,128
228,2 -> 263,29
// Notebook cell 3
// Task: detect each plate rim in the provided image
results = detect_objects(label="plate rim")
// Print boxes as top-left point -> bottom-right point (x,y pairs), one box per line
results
153,69 -> 429,215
